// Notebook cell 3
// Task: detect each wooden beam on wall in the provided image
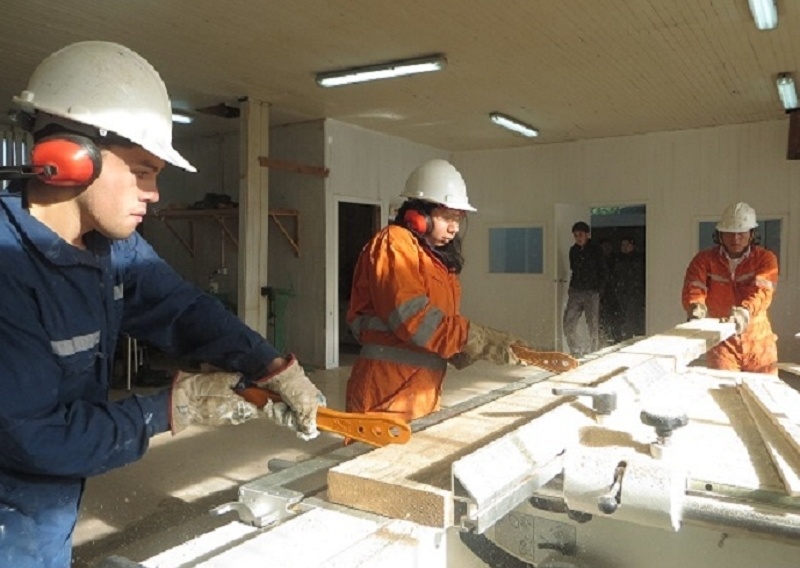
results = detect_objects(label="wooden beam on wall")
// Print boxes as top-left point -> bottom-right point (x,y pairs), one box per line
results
258,156 -> 330,178
238,99 -> 271,336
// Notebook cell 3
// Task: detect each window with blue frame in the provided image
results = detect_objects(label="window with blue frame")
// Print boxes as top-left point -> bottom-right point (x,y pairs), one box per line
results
489,226 -> 544,274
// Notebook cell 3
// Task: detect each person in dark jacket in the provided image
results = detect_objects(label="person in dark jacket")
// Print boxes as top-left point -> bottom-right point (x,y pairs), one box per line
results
563,221 -> 606,356
598,237 -> 621,344
0,41 -> 322,568
614,236 -> 646,339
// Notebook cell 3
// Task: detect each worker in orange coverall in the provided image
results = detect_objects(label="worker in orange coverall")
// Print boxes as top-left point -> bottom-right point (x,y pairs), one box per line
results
682,202 -> 778,374
345,159 -> 526,421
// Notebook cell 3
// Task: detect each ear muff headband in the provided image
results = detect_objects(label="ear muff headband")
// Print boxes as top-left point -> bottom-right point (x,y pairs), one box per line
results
31,134 -> 102,186
403,209 -> 432,234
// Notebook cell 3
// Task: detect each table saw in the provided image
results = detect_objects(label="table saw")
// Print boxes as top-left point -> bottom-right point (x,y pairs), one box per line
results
97,319 -> 800,568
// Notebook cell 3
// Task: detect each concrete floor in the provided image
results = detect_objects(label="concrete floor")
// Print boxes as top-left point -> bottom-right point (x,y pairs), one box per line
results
72,354 -> 538,567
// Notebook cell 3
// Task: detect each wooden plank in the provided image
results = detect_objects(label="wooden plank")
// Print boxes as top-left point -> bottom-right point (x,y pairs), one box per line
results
777,362 -> 800,376
740,376 -> 800,458
621,319 -> 735,371
739,385 -> 800,496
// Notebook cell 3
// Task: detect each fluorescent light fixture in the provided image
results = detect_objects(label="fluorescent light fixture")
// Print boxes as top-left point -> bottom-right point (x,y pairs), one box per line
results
748,0 -> 777,30
489,112 -> 539,138
171,112 -> 194,124
316,54 -> 446,87
777,73 -> 798,110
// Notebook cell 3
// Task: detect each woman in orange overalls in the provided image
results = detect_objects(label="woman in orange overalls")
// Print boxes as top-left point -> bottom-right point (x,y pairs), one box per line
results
345,160 -> 522,421
682,202 -> 779,374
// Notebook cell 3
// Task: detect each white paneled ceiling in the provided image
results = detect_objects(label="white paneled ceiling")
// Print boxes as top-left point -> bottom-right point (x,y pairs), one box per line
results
2,0 -> 799,149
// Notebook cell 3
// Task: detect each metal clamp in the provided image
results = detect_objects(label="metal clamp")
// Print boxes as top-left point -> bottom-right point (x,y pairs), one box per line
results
552,387 -> 618,415
211,456 -> 338,527
212,485 -> 306,527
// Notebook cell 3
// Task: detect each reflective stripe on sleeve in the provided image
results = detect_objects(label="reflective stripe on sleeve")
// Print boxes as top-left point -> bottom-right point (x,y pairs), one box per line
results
388,296 -> 428,331
754,277 -> 775,290
360,343 -> 447,372
353,295 -> 444,348
51,331 -> 100,356
689,279 -> 708,291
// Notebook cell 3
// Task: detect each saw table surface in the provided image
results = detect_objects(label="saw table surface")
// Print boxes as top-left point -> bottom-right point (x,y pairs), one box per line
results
327,321 -> 795,527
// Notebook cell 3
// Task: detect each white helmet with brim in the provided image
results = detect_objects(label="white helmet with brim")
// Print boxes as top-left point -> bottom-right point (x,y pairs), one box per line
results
13,41 -> 195,172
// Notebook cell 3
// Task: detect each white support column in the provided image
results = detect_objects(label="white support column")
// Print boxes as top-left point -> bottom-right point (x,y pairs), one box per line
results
238,98 -> 270,337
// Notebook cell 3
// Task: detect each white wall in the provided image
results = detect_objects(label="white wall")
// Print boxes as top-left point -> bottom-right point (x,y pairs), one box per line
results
145,132 -> 240,297
266,121 -> 327,364
148,118 -> 800,366
453,119 -> 800,361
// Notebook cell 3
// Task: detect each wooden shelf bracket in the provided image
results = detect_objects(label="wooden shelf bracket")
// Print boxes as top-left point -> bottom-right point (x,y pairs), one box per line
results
153,207 -> 300,258
269,208 -> 300,257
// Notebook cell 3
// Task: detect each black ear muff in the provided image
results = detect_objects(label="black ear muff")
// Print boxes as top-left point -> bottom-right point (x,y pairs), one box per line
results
31,134 -> 102,186
404,209 -> 431,234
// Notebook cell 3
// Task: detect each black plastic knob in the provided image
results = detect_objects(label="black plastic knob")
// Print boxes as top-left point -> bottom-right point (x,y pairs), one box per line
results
640,409 -> 688,437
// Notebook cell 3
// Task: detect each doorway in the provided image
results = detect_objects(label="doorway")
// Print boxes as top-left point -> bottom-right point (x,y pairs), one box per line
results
554,203 -> 647,354
338,200 -> 382,358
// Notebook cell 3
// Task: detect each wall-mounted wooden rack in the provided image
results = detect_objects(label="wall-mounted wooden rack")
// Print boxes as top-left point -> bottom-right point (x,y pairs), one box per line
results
153,207 -> 300,257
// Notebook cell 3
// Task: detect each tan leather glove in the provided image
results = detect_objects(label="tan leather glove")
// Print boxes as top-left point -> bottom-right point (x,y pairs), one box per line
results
449,323 -> 524,369
253,355 -> 324,440
170,371 -> 259,435
687,303 -> 708,321
725,306 -> 750,335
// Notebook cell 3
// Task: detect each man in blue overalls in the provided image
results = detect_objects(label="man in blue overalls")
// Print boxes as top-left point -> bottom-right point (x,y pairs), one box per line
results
0,41 -> 322,568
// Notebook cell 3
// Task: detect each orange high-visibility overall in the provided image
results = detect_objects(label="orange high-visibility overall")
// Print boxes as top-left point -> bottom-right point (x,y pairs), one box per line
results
345,225 -> 469,422
682,245 -> 778,374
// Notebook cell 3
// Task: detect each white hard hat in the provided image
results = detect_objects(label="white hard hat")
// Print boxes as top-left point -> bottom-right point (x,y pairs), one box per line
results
716,202 -> 758,232
13,41 -> 195,172
401,159 -> 476,212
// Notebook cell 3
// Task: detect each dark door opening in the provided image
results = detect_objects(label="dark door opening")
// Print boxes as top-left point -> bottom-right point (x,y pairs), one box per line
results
591,205 -> 647,346
338,201 -> 382,355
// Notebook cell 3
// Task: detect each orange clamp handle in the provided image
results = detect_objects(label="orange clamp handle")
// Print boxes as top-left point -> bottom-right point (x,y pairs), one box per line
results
238,387 -> 411,447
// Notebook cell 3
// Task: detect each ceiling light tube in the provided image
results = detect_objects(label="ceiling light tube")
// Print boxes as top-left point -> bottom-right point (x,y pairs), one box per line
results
777,73 -> 798,110
171,112 -> 194,124
316,54 -> 446,87
748,0 -> 778,30
489,112 -> 539,138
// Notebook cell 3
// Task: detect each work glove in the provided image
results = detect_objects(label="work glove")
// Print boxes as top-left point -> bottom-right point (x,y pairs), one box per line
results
448,323 -> 524,369
170,370 -> 259,435
724,306 -> 750,335
252,355 -> 324,440
686,303 -> 708,321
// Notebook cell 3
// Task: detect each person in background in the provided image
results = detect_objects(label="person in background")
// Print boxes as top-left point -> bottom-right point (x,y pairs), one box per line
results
345,159 -> 527,422
614,236 -> 646,340
0,41 -> 322,568
598,237 -> 621,344
563,221 -> 606,356
682,202 -> 778,374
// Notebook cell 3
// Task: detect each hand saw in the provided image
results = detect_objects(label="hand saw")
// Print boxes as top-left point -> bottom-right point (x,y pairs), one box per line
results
510,344 -> 578,373
237,387 -> 411,447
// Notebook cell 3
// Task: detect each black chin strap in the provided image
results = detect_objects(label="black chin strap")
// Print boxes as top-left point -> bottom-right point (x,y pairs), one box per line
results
0,165 -> 54,180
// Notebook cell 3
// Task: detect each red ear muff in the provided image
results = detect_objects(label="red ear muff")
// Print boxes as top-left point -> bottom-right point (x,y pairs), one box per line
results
31,134 -> 102,186
404,209 -> 431,234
